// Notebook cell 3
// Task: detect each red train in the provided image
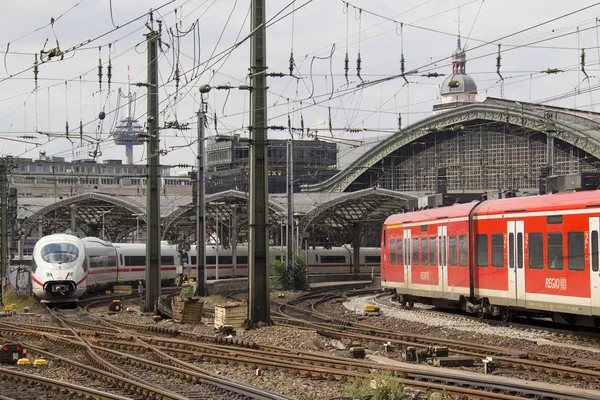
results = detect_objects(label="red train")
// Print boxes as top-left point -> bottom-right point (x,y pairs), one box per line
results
381,190 -> 600,326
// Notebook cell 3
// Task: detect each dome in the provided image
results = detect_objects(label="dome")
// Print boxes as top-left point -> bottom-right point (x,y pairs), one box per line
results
441,74 -> 478,95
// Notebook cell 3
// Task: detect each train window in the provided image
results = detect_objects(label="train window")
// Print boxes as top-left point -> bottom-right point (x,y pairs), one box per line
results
207,256 -> 216,265
459,235 -> 467,266
190,256 -> 197,265
592,231 -> 599,272
125,255 -> 145,266
547,215 -> 563,224
383,230 -> 386,248
429,237 -> 436,266
491,234 -> 504,267
517,233 -> 524,269
439,235 -> 446,267
120,254 -> 124,266
567,232 -> 585,271
390,239 -> 396,265
236,256 -> 248,264
412,238 -> 419,266
219,256 -> 233,265
160,256 -> 174,265
449,236 -> 457,266
547,232 -> 564,270
476,234 -> 488,267
396,240 -> 403,266
321,255 -> 346,263
405,238 -> 410,265
528,233 -> 544,269
421,225 -> 428,232
365,255 -> 381,263
421,238 -> 428,266
107,256 -> 117,268
508,233 -> 515,268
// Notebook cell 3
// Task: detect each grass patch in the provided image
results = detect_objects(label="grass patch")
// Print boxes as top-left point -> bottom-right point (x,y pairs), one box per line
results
2,288 -> 37,312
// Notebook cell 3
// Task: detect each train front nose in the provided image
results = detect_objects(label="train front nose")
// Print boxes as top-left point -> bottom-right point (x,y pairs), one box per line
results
43,281 -> 77,296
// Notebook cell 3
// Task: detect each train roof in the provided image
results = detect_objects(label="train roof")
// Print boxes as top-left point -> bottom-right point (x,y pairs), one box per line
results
474,190 -> 600,216
384,190 -> 600,226
384,202 -> 476,226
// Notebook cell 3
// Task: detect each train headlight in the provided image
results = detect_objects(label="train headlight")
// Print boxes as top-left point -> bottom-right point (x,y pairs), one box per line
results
45,273 -> 53,279
66,272 -> 72,280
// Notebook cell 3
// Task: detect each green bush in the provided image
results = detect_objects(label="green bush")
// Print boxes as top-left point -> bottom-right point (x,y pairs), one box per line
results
271,253 -> 308,290
344,370 -> 404,400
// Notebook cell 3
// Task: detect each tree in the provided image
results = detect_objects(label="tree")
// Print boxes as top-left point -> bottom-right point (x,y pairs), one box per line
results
271,253 -> 308,290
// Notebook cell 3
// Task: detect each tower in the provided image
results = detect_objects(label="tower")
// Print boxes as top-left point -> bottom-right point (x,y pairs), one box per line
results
433,34 -> 478,114
112,67 -> 144,164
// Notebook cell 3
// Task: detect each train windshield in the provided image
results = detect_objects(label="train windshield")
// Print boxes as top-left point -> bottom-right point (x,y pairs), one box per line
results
40,243 -> 79,263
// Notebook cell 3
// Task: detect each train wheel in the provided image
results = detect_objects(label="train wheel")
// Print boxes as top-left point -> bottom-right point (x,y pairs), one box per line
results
406,300 -> 414,308
500,308 -> 513,323
477,307 -> 487,319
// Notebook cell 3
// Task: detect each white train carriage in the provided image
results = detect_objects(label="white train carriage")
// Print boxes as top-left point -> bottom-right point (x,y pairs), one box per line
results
32,234 -> 381,303
31,234 -> 88,301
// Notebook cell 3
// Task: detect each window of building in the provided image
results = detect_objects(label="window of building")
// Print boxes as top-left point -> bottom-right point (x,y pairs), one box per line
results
390,239 -> 396,265
528,233 -> 544,269
593,231 -> 599,272
321,255 -> 346,264
548,232 -> 564,270
412,238 -> 419,266
449,236 -> 457,266
429,237 -> 436,266
476,234 -> 488,267
491,234 -> 504,267
459,235 -> 467,266
421,238 -> 428,266
567,232 -> 585,271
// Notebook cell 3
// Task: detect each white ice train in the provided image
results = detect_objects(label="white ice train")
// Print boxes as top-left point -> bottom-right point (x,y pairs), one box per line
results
31,234 -> 381,302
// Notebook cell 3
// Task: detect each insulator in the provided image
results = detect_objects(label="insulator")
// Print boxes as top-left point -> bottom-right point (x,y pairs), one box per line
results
398,113 -> 402,131
98,47 -> 103,92
344,52 -> 349,82
33,54 -> 39,89
107,59 -> 112,91
496,44 -> 501,74
65,121 -> 69,139
356,52 -> 362,81
79,120 -> 83,138
400,53 -> 405,75
289,51 -> 294,76
214,113 -> 218,133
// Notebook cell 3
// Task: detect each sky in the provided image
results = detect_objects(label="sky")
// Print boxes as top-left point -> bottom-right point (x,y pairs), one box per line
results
1,0 -> 600,173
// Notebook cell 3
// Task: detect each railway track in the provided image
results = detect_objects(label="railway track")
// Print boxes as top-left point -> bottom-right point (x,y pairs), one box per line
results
84,292 -> 600,399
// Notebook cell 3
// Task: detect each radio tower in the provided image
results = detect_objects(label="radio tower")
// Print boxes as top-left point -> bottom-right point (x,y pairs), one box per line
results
112,66 -> 144,164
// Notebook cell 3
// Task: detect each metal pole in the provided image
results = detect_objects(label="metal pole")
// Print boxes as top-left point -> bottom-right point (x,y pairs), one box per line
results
195,103 -> 207,296
70,204 -> 76,235
0,162 -> 7,305
215,211 -> 219,281
247,0 -> 270,326
145,29 -> 161,312
231,205 -> 237,278
286,140 -> 294,289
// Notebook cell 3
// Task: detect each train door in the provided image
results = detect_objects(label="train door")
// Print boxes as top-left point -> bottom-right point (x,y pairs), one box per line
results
507,221 -> 526,307
589,217 -> 600,312
403,229 -> 411,290
437,226 -> 447,295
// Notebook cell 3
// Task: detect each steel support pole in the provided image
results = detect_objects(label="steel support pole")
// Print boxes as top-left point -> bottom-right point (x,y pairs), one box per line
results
145,30 -> 161,312
247,0 -> 270,326
0,164 -> 6,305
286,139 -> 294,289
231,206 -> 237,278
195,105 -> 207,296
